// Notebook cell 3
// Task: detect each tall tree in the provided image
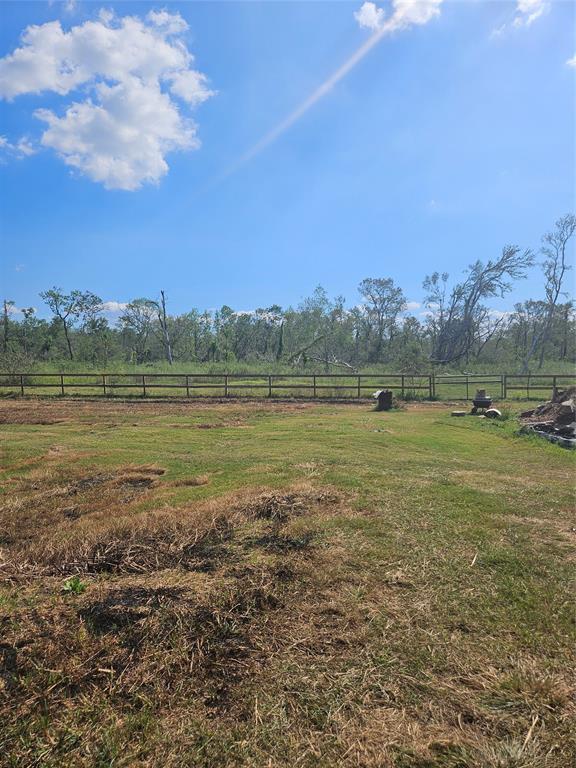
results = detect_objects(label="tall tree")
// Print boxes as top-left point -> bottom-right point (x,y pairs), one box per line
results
357,278 -> 406,362
119,299 -> 157,363
39,288 -> 102,360
535,214 -> 575,369
424,246 -> 533,364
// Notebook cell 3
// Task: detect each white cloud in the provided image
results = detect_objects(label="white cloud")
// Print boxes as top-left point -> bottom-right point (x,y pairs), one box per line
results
567,54 -> 576,68
0,10 -> 214,190
168,69 -> 214,106
0,134 -> 37,158
405,301 -> 421,311
512,0 -> 549,28
494,0 -> 549,35
36,77 -> 199,190
354,2 -> 386,31
16,137 -> 36,156
354,1 -> 443,34
146,9 -> 188,35
100,300 -> 128,313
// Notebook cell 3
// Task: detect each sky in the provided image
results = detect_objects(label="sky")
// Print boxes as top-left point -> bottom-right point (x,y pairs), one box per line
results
0,0 -> 575,320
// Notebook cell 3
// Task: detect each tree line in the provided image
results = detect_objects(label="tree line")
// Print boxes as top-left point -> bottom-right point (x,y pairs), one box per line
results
3,214 -> 574,373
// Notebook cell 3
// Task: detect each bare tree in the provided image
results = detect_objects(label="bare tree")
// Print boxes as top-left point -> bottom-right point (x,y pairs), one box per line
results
534,214 -> 574,369
157,290 -> 173,365
424,246 -> 533,364
3,300 -> 15,354
40,288 -> 102,360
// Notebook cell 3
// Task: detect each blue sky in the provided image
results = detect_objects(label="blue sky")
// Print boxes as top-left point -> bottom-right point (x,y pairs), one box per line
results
1,1 -> 574,319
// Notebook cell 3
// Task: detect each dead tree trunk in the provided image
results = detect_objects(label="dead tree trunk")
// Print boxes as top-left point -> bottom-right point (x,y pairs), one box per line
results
158,290 -> 173,365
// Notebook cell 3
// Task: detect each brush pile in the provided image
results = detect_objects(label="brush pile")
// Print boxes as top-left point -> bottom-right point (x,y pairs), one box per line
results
519,386 -> 576,448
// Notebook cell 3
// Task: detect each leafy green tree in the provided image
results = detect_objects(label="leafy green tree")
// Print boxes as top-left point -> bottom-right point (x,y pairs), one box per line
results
357,278 -> 406,363
118,299 -> 158,363
40,288 -> 102,360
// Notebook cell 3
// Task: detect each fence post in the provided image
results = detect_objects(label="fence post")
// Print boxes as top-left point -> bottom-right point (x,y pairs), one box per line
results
313,375 -> 317,399
102,374 -> 107,396
552,375 -> 557,400
224,375 -> 228,397
20,374 -> 24,397
527,375 -> 530,399
500,374 -> 504,400
503,374 -> 507,400
60,374 -> 65,396
186,375 -> 190,397
142,375 -> 146,398
428,375 -> 433,400
268,375 -> 272,398
401,375 -> 405,398
357,375 -> 361,398
466,375 -> 469,401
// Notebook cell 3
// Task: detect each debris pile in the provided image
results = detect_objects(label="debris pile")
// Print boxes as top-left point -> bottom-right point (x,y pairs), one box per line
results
519,386 -> 576,448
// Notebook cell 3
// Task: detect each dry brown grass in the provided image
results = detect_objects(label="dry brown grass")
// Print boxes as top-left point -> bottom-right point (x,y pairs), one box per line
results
0,464 -> 166,552
0,397 -> 315,425
1,481 -> 361,766
173,473 -> 211,487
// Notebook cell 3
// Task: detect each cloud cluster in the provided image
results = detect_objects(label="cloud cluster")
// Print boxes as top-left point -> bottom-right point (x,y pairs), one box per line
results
354,1 -> 443,34
0,9 -> 214,190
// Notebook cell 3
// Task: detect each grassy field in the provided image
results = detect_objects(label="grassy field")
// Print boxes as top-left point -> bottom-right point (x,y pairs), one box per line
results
0,399 -> 574,767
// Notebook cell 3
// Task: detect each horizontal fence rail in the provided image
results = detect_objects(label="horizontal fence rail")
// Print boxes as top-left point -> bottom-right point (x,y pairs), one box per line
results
0,372 -> 574,401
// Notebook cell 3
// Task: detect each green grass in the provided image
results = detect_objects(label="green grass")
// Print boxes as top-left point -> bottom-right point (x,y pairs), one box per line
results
0,399 -> 574,767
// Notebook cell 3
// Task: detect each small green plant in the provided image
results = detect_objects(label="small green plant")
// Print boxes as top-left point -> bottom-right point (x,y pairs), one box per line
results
62,575 -> 87,595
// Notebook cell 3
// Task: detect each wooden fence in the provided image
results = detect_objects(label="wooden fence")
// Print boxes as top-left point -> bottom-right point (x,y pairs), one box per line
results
0,372 -> 573,401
